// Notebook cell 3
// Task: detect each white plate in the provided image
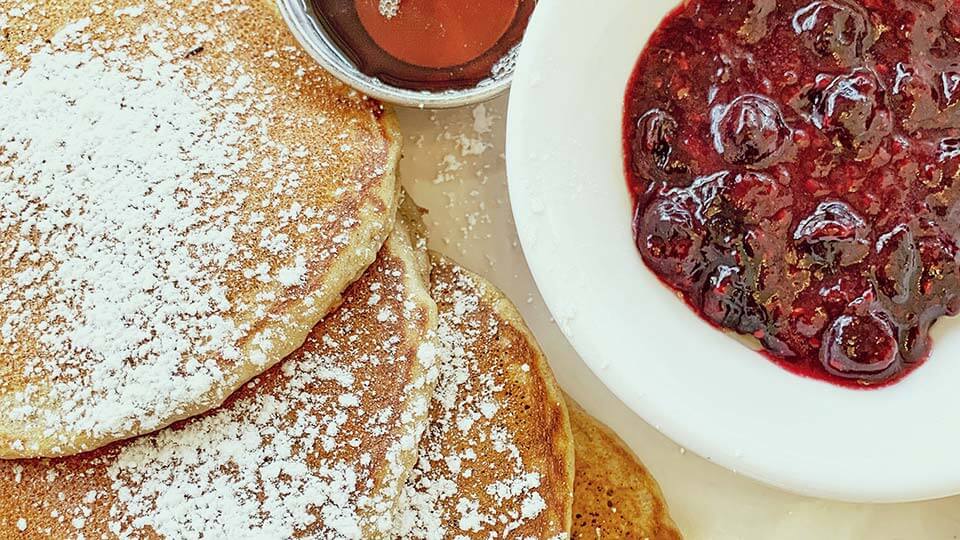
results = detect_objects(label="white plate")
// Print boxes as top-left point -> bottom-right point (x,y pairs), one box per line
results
506,0 -> 960,502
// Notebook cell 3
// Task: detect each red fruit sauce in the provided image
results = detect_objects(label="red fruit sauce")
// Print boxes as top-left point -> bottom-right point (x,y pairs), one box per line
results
624,0 -> 960,387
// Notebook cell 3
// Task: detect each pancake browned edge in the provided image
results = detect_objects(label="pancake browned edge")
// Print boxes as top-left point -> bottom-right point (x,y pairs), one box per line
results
396,254 -> 575,538
0,206 -> 437,539
0,0 -> 402,458
567,397 -> 683,540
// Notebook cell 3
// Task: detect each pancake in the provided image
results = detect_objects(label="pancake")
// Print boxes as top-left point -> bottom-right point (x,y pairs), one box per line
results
0,0 -> 401,457
0,205 -> 437,538
568,397 -> 683,540
396,254 -> 575,538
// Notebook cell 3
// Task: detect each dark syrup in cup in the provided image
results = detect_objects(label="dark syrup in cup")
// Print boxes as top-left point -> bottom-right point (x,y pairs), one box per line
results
310,0 -> 536,91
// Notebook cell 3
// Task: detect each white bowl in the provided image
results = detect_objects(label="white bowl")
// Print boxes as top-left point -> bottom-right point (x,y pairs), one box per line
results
506,0 -> 960,502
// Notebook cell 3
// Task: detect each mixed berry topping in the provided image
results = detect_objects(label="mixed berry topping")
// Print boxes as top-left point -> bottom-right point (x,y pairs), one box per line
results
625,0 -> 960,386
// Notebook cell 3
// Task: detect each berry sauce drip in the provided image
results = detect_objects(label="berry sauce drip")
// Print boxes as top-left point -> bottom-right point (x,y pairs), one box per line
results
310,0 -> 535,91
624,0 -> 960,387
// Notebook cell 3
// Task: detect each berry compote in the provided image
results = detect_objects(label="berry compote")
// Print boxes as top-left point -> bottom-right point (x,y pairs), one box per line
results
625,0 -> 960,387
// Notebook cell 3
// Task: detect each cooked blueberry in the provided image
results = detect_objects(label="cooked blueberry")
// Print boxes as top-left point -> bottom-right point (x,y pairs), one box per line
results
701,264 -> 765,334
632,109 -> 682,178
794,201 -> 869,266
685,171 -> 730,217
940,137 -> 960,161
684,171 -> 791,252
691,0 -> 776,43
875,225 -> 920,304
634,194 -> 707,292
811,68 -> 892,160
686,171 -> 748,239
820,311 -> 900,381
738,0 -> 777,44
818,275 -> 870,312
712,95 -> 791,167
767,301 -> 828,360
793,1 -> 874,65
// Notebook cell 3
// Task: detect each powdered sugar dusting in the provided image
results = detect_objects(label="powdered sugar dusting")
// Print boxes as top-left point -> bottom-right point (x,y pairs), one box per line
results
108,242 -> 434,538
396,261 -> 561,539
0,0 -> 396,456
1,36 -> 245,442
0,226 -> 437,538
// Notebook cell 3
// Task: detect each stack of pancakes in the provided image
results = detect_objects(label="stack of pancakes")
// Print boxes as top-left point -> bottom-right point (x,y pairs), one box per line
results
0,0 -> 682,538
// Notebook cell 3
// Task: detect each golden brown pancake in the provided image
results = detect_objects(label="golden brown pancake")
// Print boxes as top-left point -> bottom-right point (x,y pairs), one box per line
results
0,207 -> 436,538
0,0 -> 401,457
396,254 -> 574,538
568,397 -> 683,540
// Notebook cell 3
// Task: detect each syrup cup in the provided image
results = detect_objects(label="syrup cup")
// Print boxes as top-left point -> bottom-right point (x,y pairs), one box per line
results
277,0 -> 517,109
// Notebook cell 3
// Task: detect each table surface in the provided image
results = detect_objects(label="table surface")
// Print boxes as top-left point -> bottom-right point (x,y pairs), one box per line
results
396,96 -> 960,540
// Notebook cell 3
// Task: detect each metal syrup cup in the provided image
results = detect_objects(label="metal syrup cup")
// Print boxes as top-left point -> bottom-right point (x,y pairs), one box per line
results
277,0 -> 517,109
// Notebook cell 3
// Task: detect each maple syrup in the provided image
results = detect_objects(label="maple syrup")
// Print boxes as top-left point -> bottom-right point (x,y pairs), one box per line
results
311,0 -> 536,91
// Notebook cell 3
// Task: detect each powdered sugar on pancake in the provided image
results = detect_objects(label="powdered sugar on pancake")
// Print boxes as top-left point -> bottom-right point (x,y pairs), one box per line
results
0,0 -> 395,456
396,262 -> 560,539
0,225 -> 437,538
0,30 -> 246,445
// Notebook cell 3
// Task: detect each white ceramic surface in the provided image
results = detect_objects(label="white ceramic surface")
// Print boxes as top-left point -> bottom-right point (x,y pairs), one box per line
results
506,0 -> 960,502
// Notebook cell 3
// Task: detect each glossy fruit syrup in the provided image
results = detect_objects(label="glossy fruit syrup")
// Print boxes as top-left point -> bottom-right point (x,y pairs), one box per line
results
625,0 -> 960,387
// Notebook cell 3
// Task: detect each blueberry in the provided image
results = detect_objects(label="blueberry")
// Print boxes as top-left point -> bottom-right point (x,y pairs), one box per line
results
685,171 -> 744,239
940,137 -> 960,161
712,95 -> 791,167
793,0 -> 874,65
632,109 -> 683,179
874,224 -> 920,305
683,171 -> 790,256
812,68 -> 892,160
685,171 -> 731,220
895,308 -> 944,365
635,193 -> 707,293
937,137 -> 960,184
793,200 -> 870,266
820,311 -> 900,381
701,264 -> 766,334
890,62 -> 939,132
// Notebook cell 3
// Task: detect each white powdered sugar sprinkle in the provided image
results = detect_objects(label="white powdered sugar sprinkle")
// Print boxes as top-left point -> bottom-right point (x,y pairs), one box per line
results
101,264 -> 435,538
1,223 -> 429,538
107,377 -> 365,539
395,266 -> 549,539
0,0 -> 381,454
0,21 -> 252,441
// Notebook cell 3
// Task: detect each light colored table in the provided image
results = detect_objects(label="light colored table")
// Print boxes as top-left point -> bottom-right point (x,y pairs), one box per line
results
396,96 -> 960,540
